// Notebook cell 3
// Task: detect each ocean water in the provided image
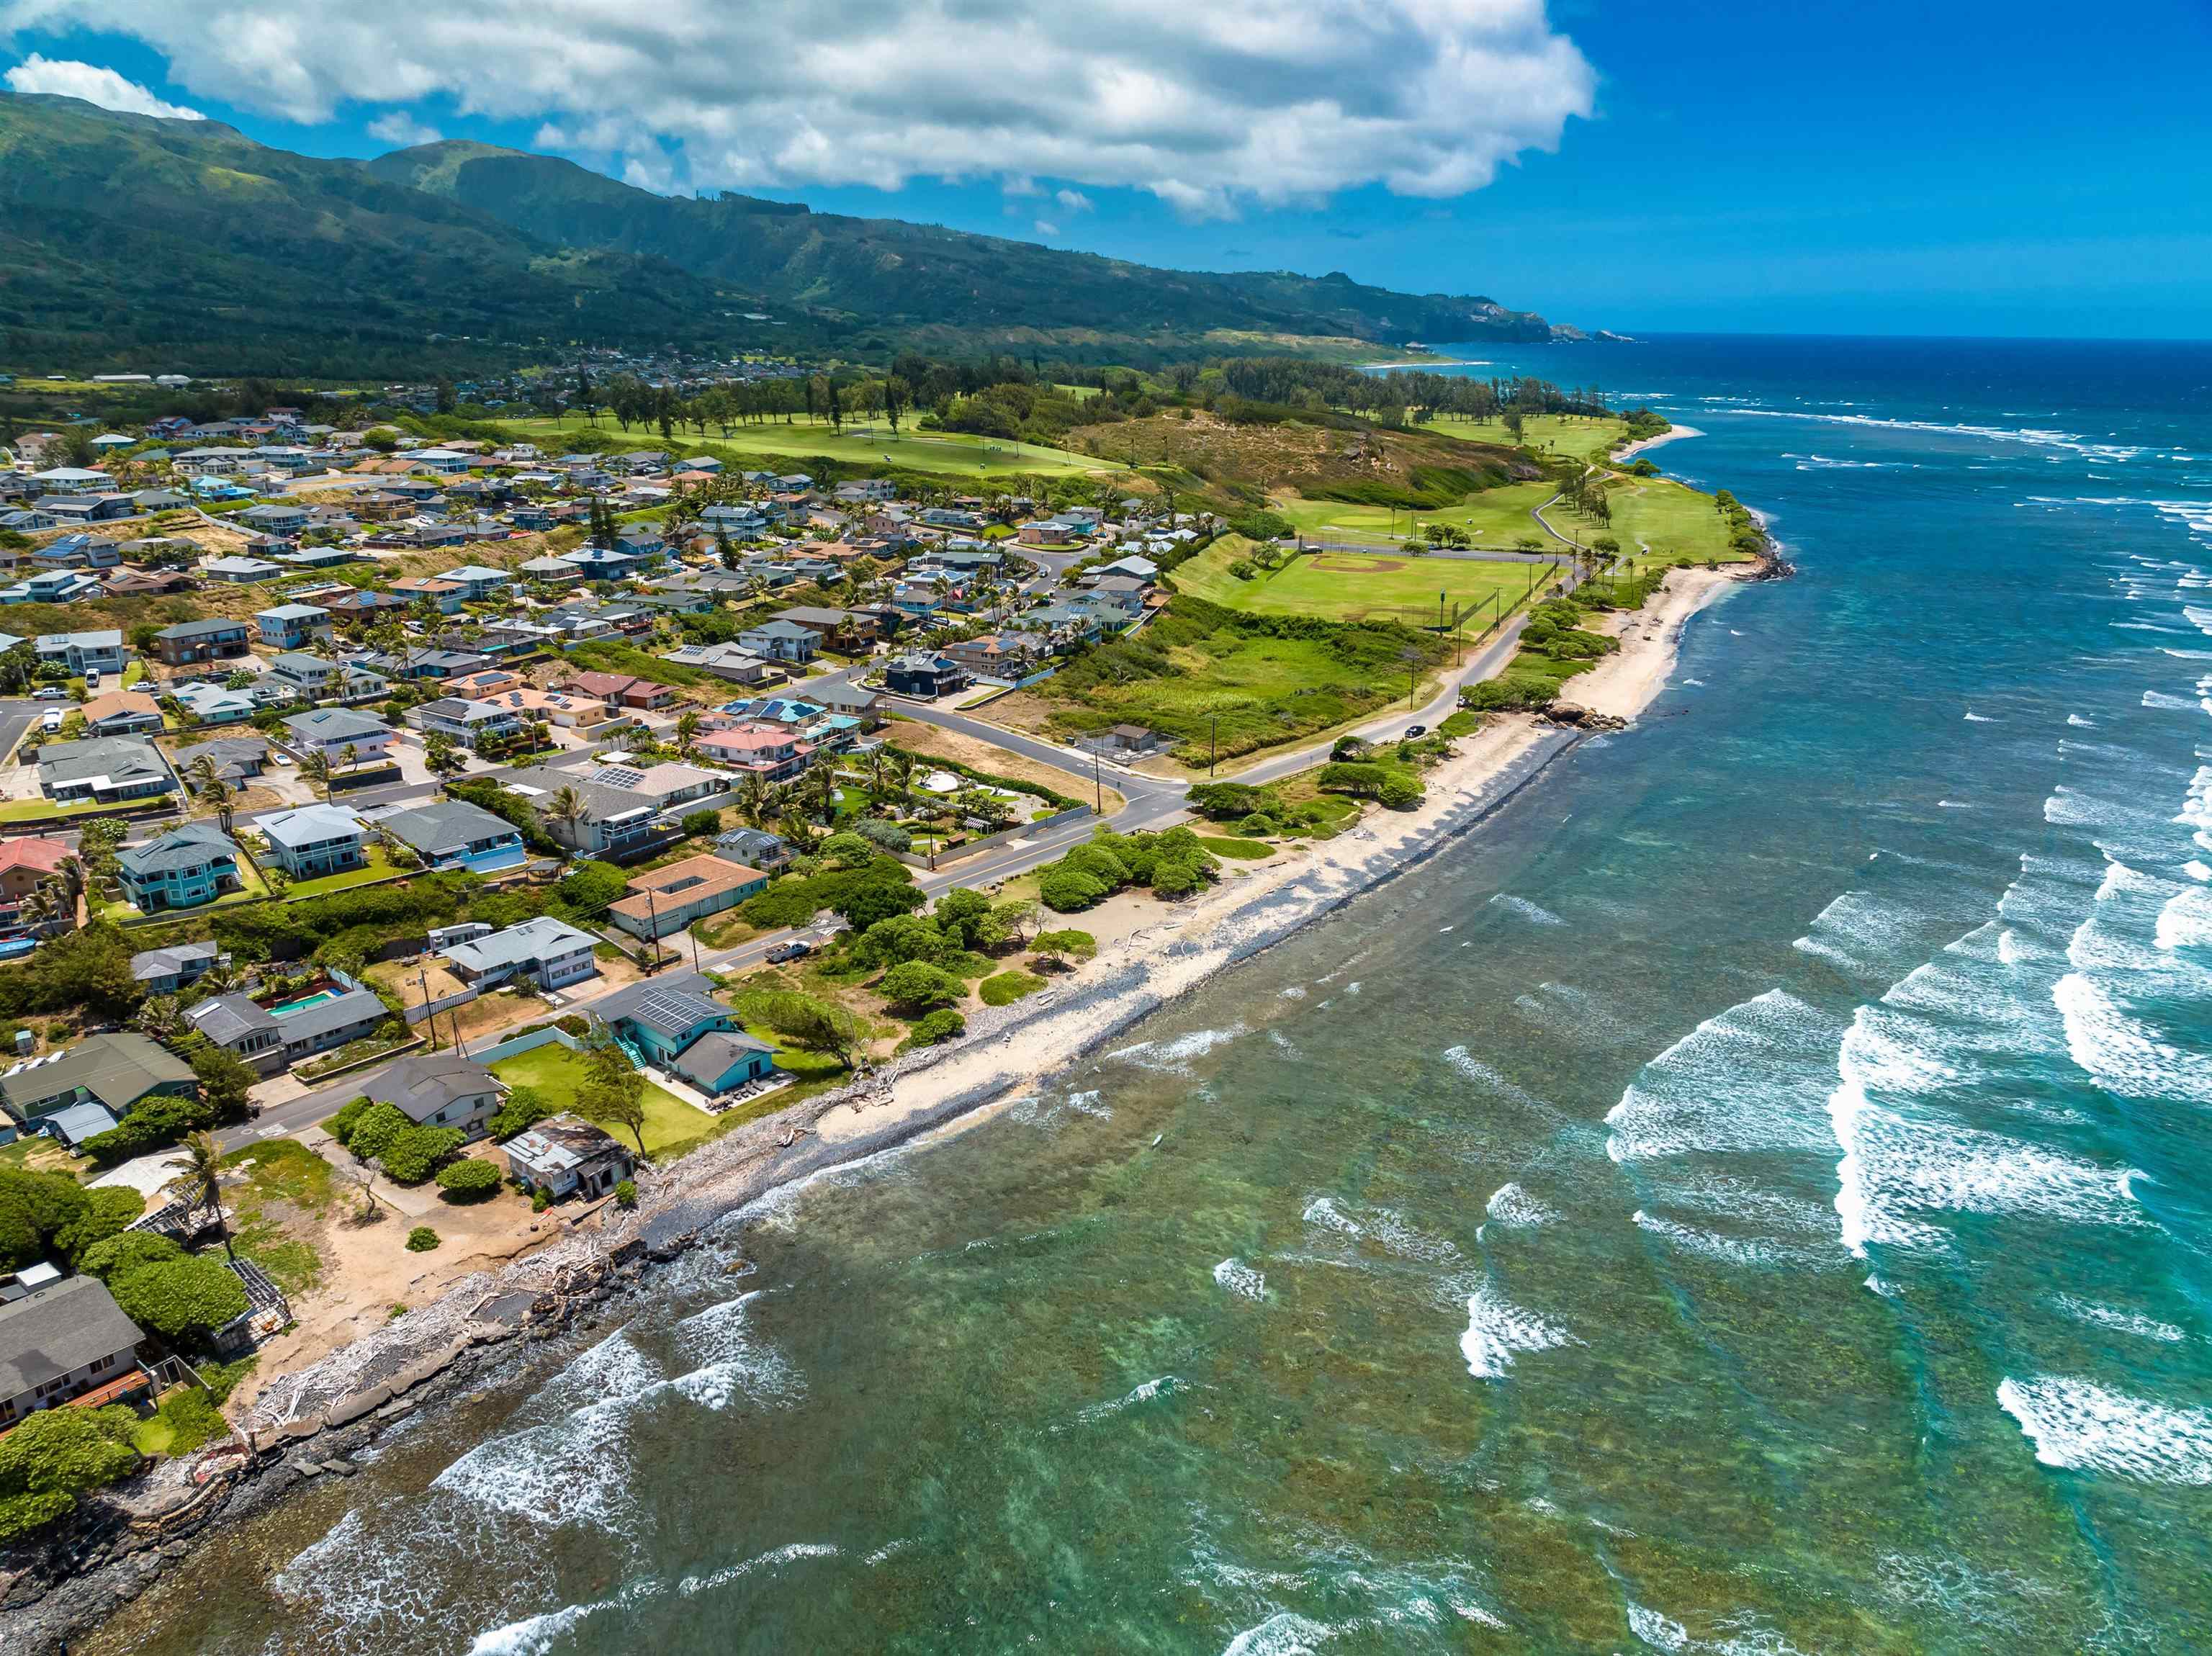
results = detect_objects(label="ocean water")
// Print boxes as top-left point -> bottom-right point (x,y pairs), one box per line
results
86,336 -> 2212,1654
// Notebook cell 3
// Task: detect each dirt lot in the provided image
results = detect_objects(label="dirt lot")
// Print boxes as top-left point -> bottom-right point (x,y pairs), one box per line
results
884,719 -> 1123,814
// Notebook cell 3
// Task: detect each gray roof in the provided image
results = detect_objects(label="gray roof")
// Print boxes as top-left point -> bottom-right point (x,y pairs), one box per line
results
621,988 -> 732,1041
444,916 -> 595,974
0,1277 -> 142,1403
0,1033 -> 195,1116
44,1102 -> 120,1146
376,800 -> 523,857
118,821 -> 238,878
184,994 -> 282,1046
130,940 -> 222,984
366,1053 -> 496,1125
673,1030 -> 774,1089
282,707 -> 388,742
502,1113 -> 629,1174
156,618 -> 249,641
271,988 -> 387,1045
499,765 -> 657,827
37,735 -> 173,795
173,737 -> 268,780
593,971 -> 727,1032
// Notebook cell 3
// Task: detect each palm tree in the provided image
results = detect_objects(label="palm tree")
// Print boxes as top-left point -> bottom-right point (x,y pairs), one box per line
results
184,753 -> 221,796
423,732 -> 465,781
801,758 -> 840,826
137,994 -> 184,1041
546,785 -> 588,851
884,748 -> 916,815
675,710 -> 701,758
200,775 -> 236,837
735,771 -> 769,827
170,1132 -> 234,1260
263,865 -> 292,898
196,958 -> 243,996
339,742 -> 360,780
299,750 -> 332,802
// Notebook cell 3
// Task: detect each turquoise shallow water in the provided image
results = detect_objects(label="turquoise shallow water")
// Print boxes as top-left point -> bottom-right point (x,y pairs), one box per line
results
90,336 -> 2212,1653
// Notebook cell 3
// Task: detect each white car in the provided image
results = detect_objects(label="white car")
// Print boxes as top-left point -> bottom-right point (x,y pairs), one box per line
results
40,709 -> 62,733
30,686 -> 65,701
84,669 -> 101,689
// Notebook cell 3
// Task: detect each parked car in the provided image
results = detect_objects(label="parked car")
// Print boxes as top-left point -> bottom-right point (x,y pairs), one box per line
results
30,686 -> 65,701
84,668 -> 101,688
1404,724 -> 1428,737
40,709 -> 61,733
764,940 -> 812,964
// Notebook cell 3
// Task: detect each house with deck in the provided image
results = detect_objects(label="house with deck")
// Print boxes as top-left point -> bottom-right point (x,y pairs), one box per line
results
373,800 -> 529,873
608,854 -> 770,941
253,803 -> 368,878
117,823 -> 243,913
442,915 -> 598,991
364,1053 -> 500,1140
593,973 -> 778,1095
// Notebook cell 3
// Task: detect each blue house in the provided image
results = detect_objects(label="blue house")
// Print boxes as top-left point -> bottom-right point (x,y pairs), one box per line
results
595,974 -> 777,1096
117,823 -> 244,914
373,800 -> 527,873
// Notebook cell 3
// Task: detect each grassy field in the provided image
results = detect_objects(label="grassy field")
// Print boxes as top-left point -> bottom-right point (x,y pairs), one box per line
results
488,1045 -> 710,1156
1173,536 -> 1547,631
1425,414 -> 1628,464
1270,480 -> 1563,550
1582,473 -> 1745,564
278,847 -> 398,900
496,414 -> 1121,480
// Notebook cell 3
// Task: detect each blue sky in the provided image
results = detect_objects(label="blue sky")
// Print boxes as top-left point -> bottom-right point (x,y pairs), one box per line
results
4,0 -> 2208,338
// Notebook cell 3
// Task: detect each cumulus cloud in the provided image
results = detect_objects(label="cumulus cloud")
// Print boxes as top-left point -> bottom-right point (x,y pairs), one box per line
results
364,109 -> 440,146
1033,218 -> 1059,237
0,0 -> 1592,210
1,53 -> 202,119
1056,188 -> 1092,214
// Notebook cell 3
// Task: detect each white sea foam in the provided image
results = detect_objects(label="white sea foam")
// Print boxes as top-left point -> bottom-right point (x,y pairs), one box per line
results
2069,714 -> 2098,727
2155,885 -> 2212,950
2141,690 -> 2200,711
2051,1294 -> 2187,1344
1300,1195 -> 1462,1264
1627,1601 -> 1691,1650
676,1542 -> 840,1597
1214,1258 -> 1267,1300
1220,1612 -> 1334,1656
1964,711 -> 1995,722
1791,889 -> 1930,978
1071,1375 -> 1181,1427
2054,971 -> 2212,1104
1460,1281 -> 1580,1377
1606,990 -> 1840,1162
667,1290 -> 804,1411
1632,1210 -> 1809,1268
1439,1045 -> 1550,1113
1487,893 -> 1563,925
1482,1182 -> 1558,1228
1108,1023 -> 1248,1072
1997,1377 -> 2212,1483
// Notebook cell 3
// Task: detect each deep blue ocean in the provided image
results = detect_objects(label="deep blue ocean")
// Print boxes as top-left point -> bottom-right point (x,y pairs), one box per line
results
90,335 -> 2212,1654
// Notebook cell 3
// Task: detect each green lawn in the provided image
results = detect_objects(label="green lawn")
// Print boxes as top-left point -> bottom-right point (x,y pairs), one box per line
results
1194,835 -> 1277,860
488,1044 -> 711,1156
1575,472 -> 1746,566
101,858 -> 271,922
277,847 -> 399,900
1426,413 -> 1628,464
0,795 -> 142,823
1174,536 -> 1544,630
1269,480 -> 1564,550
497,414 -> 1122,481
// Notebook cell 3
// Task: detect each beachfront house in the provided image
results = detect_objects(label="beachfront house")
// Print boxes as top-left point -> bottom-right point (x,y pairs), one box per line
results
0,1277 -> 148,1428
593,973 -> 776,1096
500,1115 -> 635,1202
364,1053 -> 500,1140
607,855 -> 769,942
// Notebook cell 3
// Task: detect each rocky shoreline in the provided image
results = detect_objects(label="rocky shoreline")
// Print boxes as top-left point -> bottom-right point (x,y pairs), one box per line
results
1,726 -> 1594,1656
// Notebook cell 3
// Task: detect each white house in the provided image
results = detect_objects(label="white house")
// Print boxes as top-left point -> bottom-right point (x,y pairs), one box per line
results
253,802 -> 369,878
280,706 -> 395,762
442,915 -> 599,991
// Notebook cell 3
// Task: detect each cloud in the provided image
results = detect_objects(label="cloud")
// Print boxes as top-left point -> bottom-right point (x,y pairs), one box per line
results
0,1 -> 1592,210
1056,188 -> 1092,214
1,53 -> 202,119
1033,219 -> 1060,237
364,109 -> 440,146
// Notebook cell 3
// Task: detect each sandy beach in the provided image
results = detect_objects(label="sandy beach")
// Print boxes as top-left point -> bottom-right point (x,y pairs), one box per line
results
1615,421 -> 1704,460
233,562 -> 1748,1437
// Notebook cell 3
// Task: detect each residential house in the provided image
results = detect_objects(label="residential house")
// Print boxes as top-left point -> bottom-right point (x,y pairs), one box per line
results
269,652 -> 384,703
497,767 -> 661,859
943,632 -> 1048,683
364,1054 -> 500,1140
117,822 -> 244,913
253,604 -> 331,649
172,736 -> 268,784
153,618 -> 251,665
238,503 -> 308,536
254,803 -> 368,878
657,642 -> 782,685
440,668 -> 525,702
608,855 -> 770,942
281,707 -> 395,764
389,577 -> 467,614
0,1277 -> 147,1428
712,827 -> 791,870
185,986 -> 389,1076
436,565 -> 513,600
27,467 -> 112,496
168,683 -> 259,725
559,670 -> 679,711
34,630 -> 125,677
373,800 -> 528,873
362,647 -> 492,683
518,556 -> 582,586
405,698 -> 523,750
320,589 -> 412,623
130,940 -> 227,996
0,570 -> 104,606
772,606 -> 880,650
593,973 -> 777,1094
32,531 -> 125,565
37,736 -> 176,804
501,1115 -> 635,1202
0,1033 -> 197,1130
737,620 -> 818,664
884,653 -> 971,698
583,760 -> 725,812
442,915 -> 598,991
199,554 -> 285,583
693,722 -> 811,780
558,546 -> 655,582
79,690 -> 163,737
0,838 -> 74,926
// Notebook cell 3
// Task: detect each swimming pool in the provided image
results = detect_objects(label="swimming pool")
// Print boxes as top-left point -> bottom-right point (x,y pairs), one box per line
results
266,989 -> 338,1017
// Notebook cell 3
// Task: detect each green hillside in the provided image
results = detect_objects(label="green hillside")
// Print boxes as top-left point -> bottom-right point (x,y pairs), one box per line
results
365,140 -> 1553,357
0,95 -> 811,375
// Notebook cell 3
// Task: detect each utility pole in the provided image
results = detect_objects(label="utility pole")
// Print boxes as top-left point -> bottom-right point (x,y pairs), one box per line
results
1208,712 -> 1218,777
415,965 -> 436,1050
644,888 -> 662,975
1092,748 -> 1102,814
